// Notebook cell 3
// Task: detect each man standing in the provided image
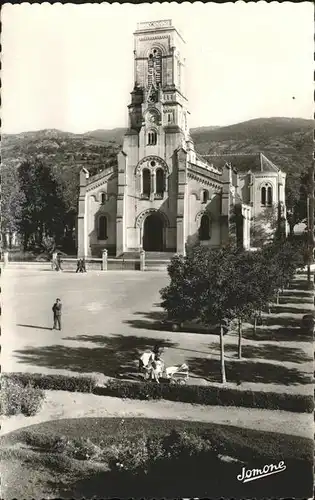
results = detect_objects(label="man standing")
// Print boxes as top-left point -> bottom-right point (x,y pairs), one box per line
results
52,298 -> 62,330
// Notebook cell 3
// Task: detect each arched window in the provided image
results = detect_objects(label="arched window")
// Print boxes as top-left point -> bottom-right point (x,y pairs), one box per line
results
98,216 -> 107,240
101,193 -> 106,204
261,184 -> 272,206
148,48 -> 162,86
199,214 -> 211,241
142,168 -> 151,197
156,168 -> 165,196
147,130 -> 157,146
202,190 -> 209,204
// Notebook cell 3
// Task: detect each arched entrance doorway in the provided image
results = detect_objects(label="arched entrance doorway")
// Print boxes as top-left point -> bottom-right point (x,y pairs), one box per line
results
143,213 -> 164,251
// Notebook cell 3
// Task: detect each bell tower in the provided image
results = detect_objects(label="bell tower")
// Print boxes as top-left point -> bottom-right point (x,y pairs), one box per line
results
127,19 -> 190,144
117,20 -> 191,256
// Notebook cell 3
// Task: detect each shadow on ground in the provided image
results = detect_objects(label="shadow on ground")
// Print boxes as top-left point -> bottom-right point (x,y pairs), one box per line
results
50,456 -> 312,500
208,342 -> 312,364
125,310 -> 218,335
242,326 -> 312,343
17,324 -> 52,331
273,306 -> 312,315
123,310 -> 167,332
261,315 -> 302,328
290,279 -> 314,291
279,296 -> 314,305
187,357 -> 312,386
14,334 -> 176,378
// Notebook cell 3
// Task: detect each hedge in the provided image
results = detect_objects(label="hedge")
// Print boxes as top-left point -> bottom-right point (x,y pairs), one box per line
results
95,379 -> 314,414
1,378 -> 45,416
2,373 -> 313,413
2,373 -> 96,393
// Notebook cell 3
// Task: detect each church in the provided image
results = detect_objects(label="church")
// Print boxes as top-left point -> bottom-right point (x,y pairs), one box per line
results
77,20 -> 287,258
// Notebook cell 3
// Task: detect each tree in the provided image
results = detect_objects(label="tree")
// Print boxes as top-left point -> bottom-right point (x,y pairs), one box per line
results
286,169 -> 314,238
1,165 -> 23,248
262,240 -> 306,299
17,159 -> 66,251
161,246 -> 245,383
225,250 -> 265,357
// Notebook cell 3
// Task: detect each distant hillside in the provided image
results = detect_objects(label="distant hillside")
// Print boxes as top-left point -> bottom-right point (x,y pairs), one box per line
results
193,117 -> 312,147
2,129 -> 120,216
2,117 -> 313,216
84,128 -> 127,144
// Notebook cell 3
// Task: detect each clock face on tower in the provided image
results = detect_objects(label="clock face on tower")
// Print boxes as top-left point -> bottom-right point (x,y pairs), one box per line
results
146,110 -> 159,125
147,87 -> 158,104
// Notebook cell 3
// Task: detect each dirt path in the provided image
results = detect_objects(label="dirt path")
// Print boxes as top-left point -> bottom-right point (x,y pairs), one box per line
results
1,390 -> 313,439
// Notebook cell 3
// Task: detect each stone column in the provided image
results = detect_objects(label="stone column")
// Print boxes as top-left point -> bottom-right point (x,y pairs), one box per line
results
78,168 -> 89,258
220,163 -> 232,245
150,171 -> 155,201
102,249 -> 108,271
176,148 -> 188,255
116,151 -> 127,256
3,251 -> 9,268
140,250 -> 145,271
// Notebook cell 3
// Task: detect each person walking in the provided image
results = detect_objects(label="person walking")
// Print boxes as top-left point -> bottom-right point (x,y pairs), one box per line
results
76,258 -> 82,273
52,252 -> 58,271
52,298 -> 62,330
82,257 -> 87,272
56,253 -> 62,271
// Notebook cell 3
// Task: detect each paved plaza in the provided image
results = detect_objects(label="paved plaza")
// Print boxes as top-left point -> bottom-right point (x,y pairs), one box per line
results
1,268 -> 314,395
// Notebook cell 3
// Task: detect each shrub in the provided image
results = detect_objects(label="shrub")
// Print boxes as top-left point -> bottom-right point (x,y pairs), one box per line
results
62,437 -> 103,461
0,379 -> 22,416
107,435 -> 150,473
20,382 -> 45,416
0,378 -> 45,417
21,431 -> 62,451
2,372 -> 96,393
99,379 -> 313,413
162,429 -> 213,459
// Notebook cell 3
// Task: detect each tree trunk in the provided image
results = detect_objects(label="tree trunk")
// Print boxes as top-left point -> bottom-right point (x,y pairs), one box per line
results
23,233 -> 29,252
253,316 -> 257,337
220,324 -> 226,384
237,319 -> 242,359
289,221 -> 295,239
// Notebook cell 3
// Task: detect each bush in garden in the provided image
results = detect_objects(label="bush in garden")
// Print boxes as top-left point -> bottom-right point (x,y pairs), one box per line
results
62,437 -> 103,461
20,382 -> 45,416
21,431 -> 66,452
0,378 -> 45,416
162,429 -> 213,459
107,435 -> 150,473
104,429 -> 215,474
0,379 -> 22,416
2,372 -> 96,393
98,378 -> 313,413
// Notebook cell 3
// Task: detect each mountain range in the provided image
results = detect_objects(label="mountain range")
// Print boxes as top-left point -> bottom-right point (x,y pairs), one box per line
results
2,117 -> 313,214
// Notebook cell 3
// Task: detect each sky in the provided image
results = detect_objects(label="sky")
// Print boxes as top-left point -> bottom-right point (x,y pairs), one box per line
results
2,2 -> 313,134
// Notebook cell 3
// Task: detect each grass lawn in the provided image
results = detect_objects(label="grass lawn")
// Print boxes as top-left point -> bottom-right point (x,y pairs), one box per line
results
0,417 -> 313,499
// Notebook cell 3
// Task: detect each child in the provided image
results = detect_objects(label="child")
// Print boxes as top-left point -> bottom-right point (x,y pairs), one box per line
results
150,355 -> 165,383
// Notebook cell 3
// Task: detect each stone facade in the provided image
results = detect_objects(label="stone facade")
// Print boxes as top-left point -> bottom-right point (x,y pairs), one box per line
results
77,20 -> 286,258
